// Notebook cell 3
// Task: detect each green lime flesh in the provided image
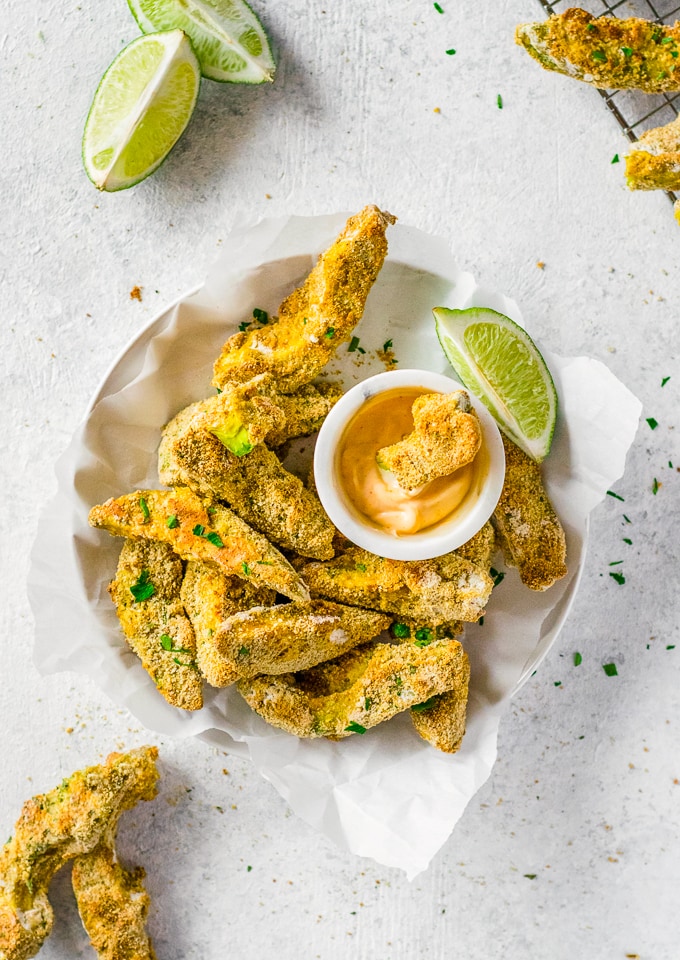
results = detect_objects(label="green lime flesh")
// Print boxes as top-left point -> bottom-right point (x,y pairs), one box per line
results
127,0 -> 275,82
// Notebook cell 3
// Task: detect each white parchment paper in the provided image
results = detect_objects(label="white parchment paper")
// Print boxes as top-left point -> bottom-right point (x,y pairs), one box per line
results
28,214 -> 642,877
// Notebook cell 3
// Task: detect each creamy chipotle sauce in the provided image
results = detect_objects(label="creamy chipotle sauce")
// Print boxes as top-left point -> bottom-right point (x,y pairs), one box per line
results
337,387 -> 488,536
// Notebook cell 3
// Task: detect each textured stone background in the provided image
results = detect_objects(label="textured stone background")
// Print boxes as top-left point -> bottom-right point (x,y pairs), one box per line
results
1,0 -> 678,957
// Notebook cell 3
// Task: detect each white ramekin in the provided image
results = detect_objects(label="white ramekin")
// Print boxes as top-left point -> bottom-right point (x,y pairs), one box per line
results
313,369 -> 506,561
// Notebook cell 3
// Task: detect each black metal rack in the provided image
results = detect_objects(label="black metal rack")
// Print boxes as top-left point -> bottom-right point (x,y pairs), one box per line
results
536,0 -> 680,202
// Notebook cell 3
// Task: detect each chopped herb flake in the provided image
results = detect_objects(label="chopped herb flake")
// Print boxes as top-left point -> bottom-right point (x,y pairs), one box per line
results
247,865 -> 252,872
392,623 -> 411,639
586,22 -> 595,32
139,497 -> 150,522
609,560 -> 624,566
592,50 -> 607,62
130,569 -> 155,603
238,321 -> 252,333
241,561 -> 252,576
434,1 -> 443,11
160,634 -> 173,651
205,531 -> 224,548
524,874 -> 537,880
345,721 -> 367,734
348,336 -> 361,353
609,571 -> 626,585
445,48 -> 456,55
355,563 -> 367,572
603,663 -> 618,677
497,93 -> 503,109
411,696 -> 438,713
193,524 -> 206,537
623,514 -> 631,524
621,46 -> 633,57
611,154 -> 620,164
554,681 -> 561,687
364,697 -> 372,710
573,652 -> 582,666
662,36 -> 674,44
607,490 -> 624,501
623,538 -> 632,545
357,346 -> 366,354
166,514 -> 179,529
646,417 -> 658,430
414,628 -> 433,647
669,461 -> 674,469
238,646 -> 250,657
252,308 -> 269,324
652,478 -> 660,495
478,616 -> 484,626
661,376 -> 671,386
667,645 -> 676,651
325,327 -> 335,338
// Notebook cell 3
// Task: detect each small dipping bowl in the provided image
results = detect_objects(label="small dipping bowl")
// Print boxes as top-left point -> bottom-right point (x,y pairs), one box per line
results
314,369 -> 506,561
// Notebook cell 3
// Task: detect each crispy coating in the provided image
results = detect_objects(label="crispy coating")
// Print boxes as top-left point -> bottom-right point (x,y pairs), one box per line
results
299,546 -> 492,624
492,436 -> 567,591
516,8 -> 680,93
237,637 -> 469,738
409,670 -> 470,754
376,391 -> 481,491
455,520 -> 496,571
72,838 -> 155,960
212,206 -> 396,392
89,487 -> 309,602
159,376 -> 342,463
180,561 -> 275,687
0,747 -> 158,960
215,600 -> 391,676
110,540 -> 202,711
160,425 -> 335,561
626,114 -> 680,190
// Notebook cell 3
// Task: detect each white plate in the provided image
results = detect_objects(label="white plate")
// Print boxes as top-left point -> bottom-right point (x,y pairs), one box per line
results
28,213 -> 641,876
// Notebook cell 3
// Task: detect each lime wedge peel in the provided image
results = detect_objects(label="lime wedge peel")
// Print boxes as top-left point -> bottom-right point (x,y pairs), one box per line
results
83,30 -> 201,192
127,0 -> 275,83
433,306 -> 558,462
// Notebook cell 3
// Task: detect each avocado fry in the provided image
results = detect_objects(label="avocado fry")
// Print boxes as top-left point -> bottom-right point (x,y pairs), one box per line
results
212,205 -> 396,392
109,539 -> 202,711
516,8 -> 680,93
215,600 -> 391,677
237,637 -> 469,739
180,561 -> 276,687
376,391 -> 481,491
0,747 -> 158,960
89,487 -> 309,602
626,114 -> 680,191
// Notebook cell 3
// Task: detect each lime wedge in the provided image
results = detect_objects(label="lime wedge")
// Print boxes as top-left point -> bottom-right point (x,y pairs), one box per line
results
433,306 -> 557,462
127,0 -> 275,83
83,30 -> 200,192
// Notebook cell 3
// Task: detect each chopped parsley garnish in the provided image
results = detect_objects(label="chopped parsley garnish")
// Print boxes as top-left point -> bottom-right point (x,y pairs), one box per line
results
364,697 -> 372,710
139,497 -> 150,523
355,562 -> 367,572
216,387 -> 222,394
411,696 -> 438,713
646,417 -> 658,430
489,567 -> 505,587
166,514 -> 179,529
554,681 -> 561,687
414,627 -> 433,647
621,46 -> 633,57
345,721 -> 367,734
392,623 -> 411,638
609,571 -> 626,585
592,50 -> 607,62
611,154 -> 620,164
241,561 -> 252,576
383,338 -> 393,352
445,48 -> 456,55
524,874 -> 537,880
497,93 -> 503,109
586,22 -> 595,31
348,336 -> 361,353
478,616 -> 484,626
193,524 -> 206,537
662,376 -> 671,386
160,634 -> 192,656
160,634 -> 173,651
669,461 -> 674,469
238,321 -> 252,333
325,327 -> 335,338
573,652 -> 582,666
606,490 -> 624,501
623,538 -> 632,545
623,514 -> 631,524
357,346 -> 366,354
205,531 -> 224,548
252,308 -> 269,324
603,663 -> 618,677
662,36 -> 674,44
667,645 -> 676,651
652,478 -> 660,495
434,2 -> 443,11
257,559 -> 273,565
130,569 -> 155,602
238,646 -> 250,657
247,865 -> 252,872
609,560 -> 624,566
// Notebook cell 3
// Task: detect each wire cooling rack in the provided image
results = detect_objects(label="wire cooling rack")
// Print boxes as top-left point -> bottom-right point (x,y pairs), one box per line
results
536,0 -> 680,202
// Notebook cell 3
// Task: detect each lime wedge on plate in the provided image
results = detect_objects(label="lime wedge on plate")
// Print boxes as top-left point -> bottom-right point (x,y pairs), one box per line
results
127,0 -> 275,83
433,306 -> 557,462
83,30 -> 200,192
